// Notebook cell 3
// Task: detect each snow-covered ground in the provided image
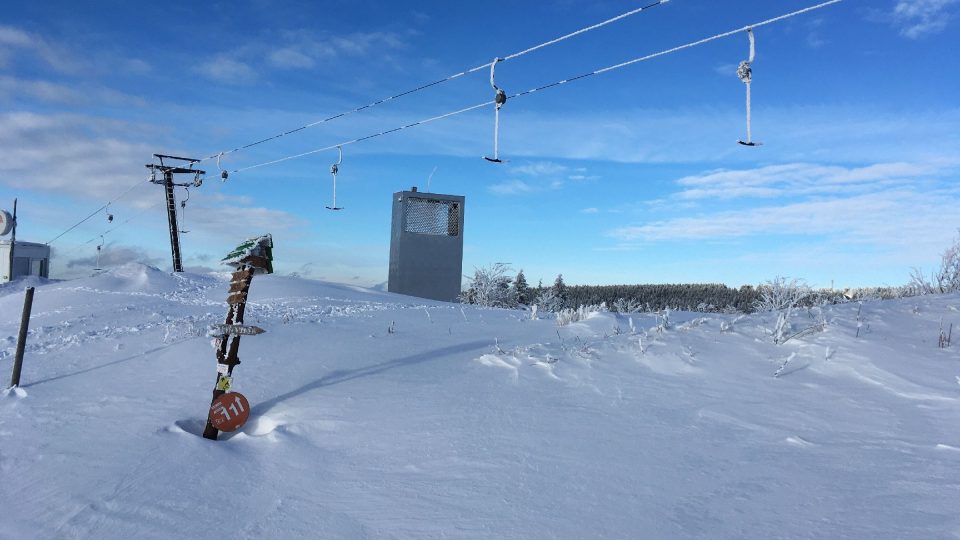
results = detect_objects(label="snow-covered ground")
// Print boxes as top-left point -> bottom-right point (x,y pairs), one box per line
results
2,263 -> 959,539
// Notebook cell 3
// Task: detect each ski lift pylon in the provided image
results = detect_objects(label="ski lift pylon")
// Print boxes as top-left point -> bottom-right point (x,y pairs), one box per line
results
326,145 -> 344,211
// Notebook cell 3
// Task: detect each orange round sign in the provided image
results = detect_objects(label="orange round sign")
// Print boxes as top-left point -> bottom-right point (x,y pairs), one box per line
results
209,392 -> 250,432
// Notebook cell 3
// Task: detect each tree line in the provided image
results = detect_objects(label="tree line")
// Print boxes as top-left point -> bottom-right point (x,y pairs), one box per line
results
461,265 -> 912,314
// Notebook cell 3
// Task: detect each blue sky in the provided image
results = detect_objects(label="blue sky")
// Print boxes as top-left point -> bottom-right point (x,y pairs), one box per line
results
1,0 -> 958,290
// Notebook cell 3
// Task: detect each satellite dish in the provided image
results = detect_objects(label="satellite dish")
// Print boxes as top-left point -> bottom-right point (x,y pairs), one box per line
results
0,209 -> 12,236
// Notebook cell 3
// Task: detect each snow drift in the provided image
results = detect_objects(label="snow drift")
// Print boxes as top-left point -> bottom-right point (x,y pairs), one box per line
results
2,264 -> 959,539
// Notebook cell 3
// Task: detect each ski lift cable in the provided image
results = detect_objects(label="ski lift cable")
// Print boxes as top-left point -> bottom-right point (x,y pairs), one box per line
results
46,176 -> 153,245
226,0 -> 842,176
82,200 -> 165,246
51,200 -> 165,258
232,100 -> 495,173
198,0 -> 672,164
51,200 -> 167,256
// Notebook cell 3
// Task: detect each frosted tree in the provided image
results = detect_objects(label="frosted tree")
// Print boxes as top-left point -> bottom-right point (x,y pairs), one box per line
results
513,269 -> 530,305
551,274 -> 568,310
459,263 -> 516,308
908,231 -> 960,295
534,287 -> 563,313
754,276 -> 812,344
753,276 -> 810,313
935,233 -> 960,293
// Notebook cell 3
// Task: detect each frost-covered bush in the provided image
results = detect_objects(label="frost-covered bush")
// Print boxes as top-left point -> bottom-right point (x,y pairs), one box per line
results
613,297 -> 643,313
460,263 -> 516,308
908,231 -> 960,295
936,235 -> 960,293
534,287 -> 563,313
753,277 -> 812,344
753,276 -> 811,313
654,307 -> 671,334
556,304 -> 606,326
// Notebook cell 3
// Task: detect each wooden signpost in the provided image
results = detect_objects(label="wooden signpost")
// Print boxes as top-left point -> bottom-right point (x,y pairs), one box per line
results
202,234 -> 273,441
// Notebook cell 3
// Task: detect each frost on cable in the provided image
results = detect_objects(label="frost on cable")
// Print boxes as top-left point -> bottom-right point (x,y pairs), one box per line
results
221,233 -> 274,274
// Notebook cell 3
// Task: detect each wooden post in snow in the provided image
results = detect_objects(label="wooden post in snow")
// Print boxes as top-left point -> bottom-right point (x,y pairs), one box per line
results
9,286 -> 34,388
202,234 -> 273,441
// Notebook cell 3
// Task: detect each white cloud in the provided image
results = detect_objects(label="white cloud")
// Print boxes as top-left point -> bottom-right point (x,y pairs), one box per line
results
0,76 -> 82,104
713,63 -> 738,77
673,161 -> 949,200
605,158 -> 960,274
181,205 -> 306,239
892,0 -> 959,38
196,56 -> 257,83
511,161 -> 568,177
0,76 -> 147,108
206,30 -> 408,79
0,26 -> 32,47
0,112 -> 158,205
487,106 -> 960,166
123,58 -> 152,75
330,32 -> 405,55
269,47 -> 316,69
488,180 -> 537,195
580,207 -> 600,214
609,188 -> 960,252
0,24 -> 83,74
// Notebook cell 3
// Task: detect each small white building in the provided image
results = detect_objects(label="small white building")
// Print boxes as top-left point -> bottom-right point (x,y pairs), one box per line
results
0,240 -> 51,283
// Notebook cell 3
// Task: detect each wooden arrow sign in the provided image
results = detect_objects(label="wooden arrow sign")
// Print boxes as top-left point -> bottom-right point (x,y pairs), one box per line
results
209,324 -> 266,337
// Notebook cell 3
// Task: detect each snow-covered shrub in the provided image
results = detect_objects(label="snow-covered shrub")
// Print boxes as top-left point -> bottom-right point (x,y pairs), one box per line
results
771,311 -> 791,344
460,263 -> 516,308
556,304 -> 605,326
556,307 -> 585,326
754,277 -> 812,344
654,307 -> 671,334
534,287 -> 563,313
907,268 -> 936,296
720,314 -> 745,333
613,297 -> 643,313
938,318 -> 952,348
753,276 -> 811,313
935,234 -> 960,293
908,231 -> 960,295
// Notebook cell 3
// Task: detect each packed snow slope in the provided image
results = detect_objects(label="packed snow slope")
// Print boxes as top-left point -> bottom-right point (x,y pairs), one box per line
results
2,263 -> 960,539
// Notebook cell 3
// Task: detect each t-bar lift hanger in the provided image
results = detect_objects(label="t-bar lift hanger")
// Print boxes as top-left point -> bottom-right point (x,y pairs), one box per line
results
326,145 -> 344,210
484,57 -> 508,163
737,28 -> 761,146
